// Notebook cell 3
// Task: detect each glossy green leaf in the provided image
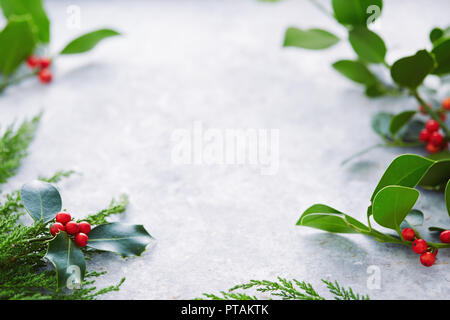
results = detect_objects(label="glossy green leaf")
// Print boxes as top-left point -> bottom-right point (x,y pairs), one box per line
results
371,112 -> 392,140
390,50 -> 435,89
370,154 -> 434,201
0,16 -> 36,77
332,0 -> 383,26
87,223 -> 153,257
349,27 -> 386,63
429,226 -> 447,233
332,60 -> 377,85
20,180 -> 62,223
430,28 -> 444,43
431,38 -> 450,75
419,159 -> 450,190
0,0 -> 49,43
372,186 -> 419,230
283,27 -> 340,50
297,204 -> 369,234
60,28 -> 120,55
45,232 -> 86,290
445,180 -> 450,216
389,110 -> 416,137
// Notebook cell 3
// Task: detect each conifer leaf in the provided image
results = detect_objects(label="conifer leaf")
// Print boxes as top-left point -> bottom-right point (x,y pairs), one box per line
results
20,180 -> 62,223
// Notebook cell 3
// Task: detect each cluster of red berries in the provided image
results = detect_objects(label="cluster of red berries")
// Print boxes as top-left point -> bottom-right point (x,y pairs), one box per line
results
50,212 -> 91,247
26,55 -> 52,84
401,228 -> 450,267
419,98 -> 450,153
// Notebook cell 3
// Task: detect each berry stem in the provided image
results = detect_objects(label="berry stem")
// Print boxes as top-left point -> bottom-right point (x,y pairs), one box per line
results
413,90 -> 450,139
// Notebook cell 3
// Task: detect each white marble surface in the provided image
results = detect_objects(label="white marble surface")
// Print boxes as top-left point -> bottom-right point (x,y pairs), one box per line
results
2,0 -> 450,299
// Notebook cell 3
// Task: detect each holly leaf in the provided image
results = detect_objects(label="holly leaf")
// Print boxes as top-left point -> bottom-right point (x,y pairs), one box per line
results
372,186 -> 419,231
431,38 -> 450,75
283,27 -> 340,50
389,110 -> 416,137
349,27 -> 386,63
45,232 -> 86,290
87,223 -> 153,257
419,159 -> 450,190
332,60 -> 377,85
446,180 -> 450,217
0,0 -> 49,43
371,112 -> 392,140
390,50 -> 435,89
332,0 -> 383,26
60,28 -> 120,55
0,15 -> 36,77
20,180 -> 62,223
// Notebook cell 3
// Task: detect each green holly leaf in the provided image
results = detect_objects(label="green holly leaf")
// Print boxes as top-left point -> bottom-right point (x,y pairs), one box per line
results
349,27 -> 386,63
445,180 -> 450,217
419,159 -> 450,190
60,28 -> 120,55
332,0 -> 383,26
283,27 -> 340,50
371,112 -> 392,140
86,223 -> 153,257
0,15 -> 36,77
45,232 -> 86,290
332,60 -> 377,85
20,180 -> 62,223
0,0 -> 49,43
297,204 -> 369,234
431,38 -> 450,75
389,110 -> 416,137
390,50 -> 435,89
372,186 -> 419,231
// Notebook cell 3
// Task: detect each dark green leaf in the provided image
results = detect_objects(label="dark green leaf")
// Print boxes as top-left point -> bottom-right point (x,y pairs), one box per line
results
283,27 -> 340,50
430,28 -> 444,43
0,0 -> 49,43
390,50 -> 435,89
429,226 -> 447,233
397,119 -> 424,143
0,16 -> 36,77
371,112 -> 392,140
370,154 -> 434,201
297,204 -> 369,234
20,180 -> 62,223
332,0 -> 383,26
372,186 -> 419,230
431,38 -> 450,75
45,232 -> 86,290
60,28 -> 120,55
446,180 -> 450,217
332,60 -> 377,85
364,82 -> 388,97
389,110 -> 416,137
349,27 -> 386,63
87,223 -> 153,257
419,159 -> 450,190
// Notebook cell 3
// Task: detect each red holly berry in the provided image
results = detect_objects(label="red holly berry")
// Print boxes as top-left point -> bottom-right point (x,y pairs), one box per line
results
74,233 -> 88,247
426,142 -> 441,154
65,221 -> 79,235
442,97 -> 450,111
429,132 -> 444,147
78,221 -> 91,235
419,129 -> 430,142
38,68 -> 52,84
26,55 -> 39,68
401,228 -> 415,241
420,252 -> 435,267
55,212 -> 71,225
425,119 -> 440,133
412,239 -> 428,254
38,57 -> 51,69
50,222 -> 66,236
440,230 -> 450,243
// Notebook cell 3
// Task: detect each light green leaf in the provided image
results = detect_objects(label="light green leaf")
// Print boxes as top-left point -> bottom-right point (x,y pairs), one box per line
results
20,180 -> 62,223
390,50 -> 435,89
0,0 -> 49,43
431,38 -> 450,75
419,159 -> 450,190
0,16 -> 36,77
370,154 -> 434,201
372,186 -> 419,230
45,232 -> 86,290
332,0 -> 383,26
332,59 -> 377,85
87,223 -> 153,257
297,204 -> 369,234
283,27 -> 340,50
349,27 -> 386,63
389,110 -> 416,137
60,28 -> 120,55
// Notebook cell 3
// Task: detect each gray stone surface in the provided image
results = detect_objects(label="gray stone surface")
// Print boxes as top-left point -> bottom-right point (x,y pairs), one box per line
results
2,0 -> 450,299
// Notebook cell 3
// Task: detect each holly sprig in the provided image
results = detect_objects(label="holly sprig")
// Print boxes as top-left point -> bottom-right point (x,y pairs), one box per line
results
0,0 -> 120,92
19,180 -> 153,290
283,0 -> 450,158
298,154 -> 450,267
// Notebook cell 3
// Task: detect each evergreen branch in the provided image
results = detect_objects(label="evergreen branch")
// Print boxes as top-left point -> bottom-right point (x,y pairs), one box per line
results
38,170 -> 77,183
322,280 -> 370,300
0,113 -> 41,185
80,194 -> 129,225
